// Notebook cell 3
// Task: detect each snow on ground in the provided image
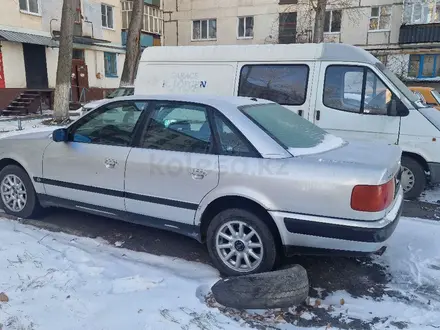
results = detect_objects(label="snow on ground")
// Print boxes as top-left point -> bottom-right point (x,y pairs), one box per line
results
315,217 -> 440,330
0,217 -> 439,330
419,184 -> 440,204
0,118 -> 47,134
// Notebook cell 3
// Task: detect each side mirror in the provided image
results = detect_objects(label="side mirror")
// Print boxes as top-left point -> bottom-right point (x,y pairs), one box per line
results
52,128 -> 68,142
388,98 -> 409,117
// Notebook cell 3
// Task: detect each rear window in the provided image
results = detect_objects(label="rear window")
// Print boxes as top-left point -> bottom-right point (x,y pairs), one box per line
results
238,64 -> 309,106
240,103 -> 327,149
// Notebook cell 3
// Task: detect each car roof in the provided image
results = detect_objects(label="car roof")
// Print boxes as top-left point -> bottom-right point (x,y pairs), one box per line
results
100,94 -> 275,108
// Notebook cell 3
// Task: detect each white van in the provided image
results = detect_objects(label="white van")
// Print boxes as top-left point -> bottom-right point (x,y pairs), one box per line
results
134,43 -> 440,200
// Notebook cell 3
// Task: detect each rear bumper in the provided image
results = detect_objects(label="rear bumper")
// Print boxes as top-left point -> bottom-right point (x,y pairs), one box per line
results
269,186 -> 403,256
428,162 -> 440,184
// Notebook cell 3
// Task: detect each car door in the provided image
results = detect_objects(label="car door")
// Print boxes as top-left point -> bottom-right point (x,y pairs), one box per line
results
41,100 -> 147,212
313,62 -> 400,144
124,101 -> 219,227
235,62 -> 315,120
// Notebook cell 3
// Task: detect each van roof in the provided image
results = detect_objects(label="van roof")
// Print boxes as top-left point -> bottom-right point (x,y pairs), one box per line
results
140,43 -> 379,64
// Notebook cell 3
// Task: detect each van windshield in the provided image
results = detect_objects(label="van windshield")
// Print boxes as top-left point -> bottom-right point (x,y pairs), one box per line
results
240,103 -> 344,155
375,62 -> 419,105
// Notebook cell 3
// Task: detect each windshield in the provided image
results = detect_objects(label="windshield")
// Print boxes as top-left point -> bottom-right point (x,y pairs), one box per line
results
432,90 -> 440,104
375,62 -> 419,105
106,87 -> 134,99
240,103 -> 344,154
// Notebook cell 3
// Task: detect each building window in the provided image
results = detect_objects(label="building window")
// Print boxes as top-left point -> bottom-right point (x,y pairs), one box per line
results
73,49 -> 85,60
101,4 -> 114,29
19,0 -> 40,14
403,1 -> 440,24
279,12 -> 297,44
238,17 -> 254,39
104,52 -> 117,77
279,0 -> 298,4
192,19 -> 217,41
324,10 -> 342,33
369,6 -> 391,31
375,55 -> 388,66
408,54 -> 440,78
121,2 -> 163,35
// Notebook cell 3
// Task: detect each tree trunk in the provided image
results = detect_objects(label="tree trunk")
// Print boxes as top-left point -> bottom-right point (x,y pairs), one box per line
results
312,0 -> 327,43
120,0 -> 144,87
53,0 -> 75,123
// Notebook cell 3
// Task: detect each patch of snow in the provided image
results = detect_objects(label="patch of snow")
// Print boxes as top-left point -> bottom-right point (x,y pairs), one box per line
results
114,241 -> 124,247
0,118 -> 49,134
320,217 -> 440,329
419,185 -> 440,204
288,134 -> 345,156
0,219 -> 243,330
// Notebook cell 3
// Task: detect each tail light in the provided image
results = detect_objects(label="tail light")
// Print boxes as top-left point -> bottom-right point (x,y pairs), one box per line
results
351,179 -> 395,212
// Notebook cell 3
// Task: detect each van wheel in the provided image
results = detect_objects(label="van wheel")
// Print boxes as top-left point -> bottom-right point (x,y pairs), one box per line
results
206,208 -> 277,277
0,165 -> 42,218
401,156 -> 426,200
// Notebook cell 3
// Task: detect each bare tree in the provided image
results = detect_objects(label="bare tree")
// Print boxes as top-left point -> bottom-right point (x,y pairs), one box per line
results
53,0 -> 76,123
120,0 -> 144,87
312,0 -> 327,43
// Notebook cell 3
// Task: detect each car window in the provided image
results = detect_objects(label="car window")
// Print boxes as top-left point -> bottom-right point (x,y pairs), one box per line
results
140,102 -> 213,154
324,65 -> 394,115
240,103 -> 327,149
213,113 -> 256,157
70,101 -> 146,146
238,64 -> 309,105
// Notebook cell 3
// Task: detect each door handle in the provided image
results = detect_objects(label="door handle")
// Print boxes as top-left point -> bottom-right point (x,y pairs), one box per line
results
191,168 -> 206,180
298,110 -> 303,117
316,110 -> 321,121
104,158 -> 117,169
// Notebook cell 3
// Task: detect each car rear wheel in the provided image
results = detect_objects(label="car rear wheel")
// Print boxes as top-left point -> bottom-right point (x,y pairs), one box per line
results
401,156 -> 426,200
0,165 -> 42,218
206,208 -> 278,277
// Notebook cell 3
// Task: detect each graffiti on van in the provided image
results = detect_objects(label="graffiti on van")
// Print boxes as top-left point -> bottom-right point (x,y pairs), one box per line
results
162,72 -> 207,92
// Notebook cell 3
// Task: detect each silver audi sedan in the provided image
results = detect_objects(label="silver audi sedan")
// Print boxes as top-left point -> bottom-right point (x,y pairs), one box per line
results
0,95 -> 403,276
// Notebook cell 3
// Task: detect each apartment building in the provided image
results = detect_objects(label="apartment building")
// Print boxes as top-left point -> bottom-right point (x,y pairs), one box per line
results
0,0 -> 163,114
163,0 -> 440,88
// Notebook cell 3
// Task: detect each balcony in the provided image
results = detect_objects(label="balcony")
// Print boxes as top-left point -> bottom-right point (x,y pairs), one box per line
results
399,23 -> 440,44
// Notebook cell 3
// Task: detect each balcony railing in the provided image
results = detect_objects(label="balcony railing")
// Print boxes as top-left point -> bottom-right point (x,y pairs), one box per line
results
399,23 -> 440,44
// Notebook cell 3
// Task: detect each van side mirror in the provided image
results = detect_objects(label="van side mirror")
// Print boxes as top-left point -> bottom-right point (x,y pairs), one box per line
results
388,98 -> 409,117
52,128 -> 68,142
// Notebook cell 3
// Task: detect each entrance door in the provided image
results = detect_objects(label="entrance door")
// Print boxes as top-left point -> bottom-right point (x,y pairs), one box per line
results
313,62 -> 400,144
23,44 -> 48,89
71,59 -> 89,103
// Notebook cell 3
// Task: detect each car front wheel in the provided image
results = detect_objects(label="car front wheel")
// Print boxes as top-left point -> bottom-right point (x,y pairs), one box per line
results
0,165 -> 41,218
206,208 -> 278,277
401,156 -> 426,200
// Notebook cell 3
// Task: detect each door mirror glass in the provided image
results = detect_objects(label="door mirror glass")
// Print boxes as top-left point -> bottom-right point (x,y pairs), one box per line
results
52,128 -> 68,142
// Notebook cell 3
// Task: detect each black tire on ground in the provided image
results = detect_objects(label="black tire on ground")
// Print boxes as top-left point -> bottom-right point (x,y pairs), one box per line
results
402,156 -> 426,200
0,165 -> 42,218
206,208 -> 278,277
211,265 -> 309,309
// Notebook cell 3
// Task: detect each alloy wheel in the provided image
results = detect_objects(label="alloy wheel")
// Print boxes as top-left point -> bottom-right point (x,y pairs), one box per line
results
215,220 -> 264,273
1,174 -> 27,212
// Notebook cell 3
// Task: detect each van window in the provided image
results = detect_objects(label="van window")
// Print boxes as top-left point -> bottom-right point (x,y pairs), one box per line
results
324,65 -> 394,115
238,65 -> 309,106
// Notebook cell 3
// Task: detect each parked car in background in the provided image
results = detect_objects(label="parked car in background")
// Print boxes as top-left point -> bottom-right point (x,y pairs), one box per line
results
408,86 -> 440,110
78,86 -> 134,116
0,95 -> 403,276
135,43 -> 440,200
